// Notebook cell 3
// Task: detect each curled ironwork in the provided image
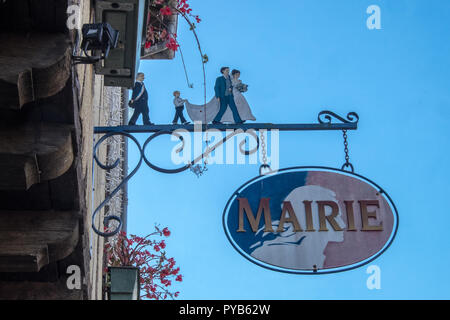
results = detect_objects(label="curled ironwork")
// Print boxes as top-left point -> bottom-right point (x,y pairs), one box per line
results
318,111 -> 359,125
238,129 -> 259,156
92,129 -> 259,237
93,111 -> 359,237
142,130 -> 191,174
92,132 -> 143,237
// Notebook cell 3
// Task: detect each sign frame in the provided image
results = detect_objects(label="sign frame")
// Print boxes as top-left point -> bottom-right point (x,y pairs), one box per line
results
222,166 -> 399,275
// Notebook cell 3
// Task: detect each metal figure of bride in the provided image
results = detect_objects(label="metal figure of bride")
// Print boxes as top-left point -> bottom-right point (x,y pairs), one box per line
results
184,67 -> 256,123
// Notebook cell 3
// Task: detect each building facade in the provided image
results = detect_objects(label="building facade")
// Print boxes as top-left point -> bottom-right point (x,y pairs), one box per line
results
0,0 -> 129,299
0,0 -> 177,299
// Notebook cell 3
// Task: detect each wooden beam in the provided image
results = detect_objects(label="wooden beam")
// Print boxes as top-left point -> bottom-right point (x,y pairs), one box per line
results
0,210 -> 79,273
0,123 -> 74,190
0,32 -> 71,110
0,245 -> 49,273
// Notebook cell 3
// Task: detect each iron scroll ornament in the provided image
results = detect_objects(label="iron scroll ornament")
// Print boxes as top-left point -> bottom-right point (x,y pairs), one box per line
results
318,111 -> 359,125
92,129 -> 259,237
317,111 -> 359,173
92,111 -> 359,237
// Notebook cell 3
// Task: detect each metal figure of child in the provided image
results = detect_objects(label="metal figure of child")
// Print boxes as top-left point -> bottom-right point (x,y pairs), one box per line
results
172,91 -> 190,125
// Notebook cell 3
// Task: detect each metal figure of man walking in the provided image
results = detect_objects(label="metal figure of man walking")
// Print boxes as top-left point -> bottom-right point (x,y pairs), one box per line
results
128,72 -> 154,125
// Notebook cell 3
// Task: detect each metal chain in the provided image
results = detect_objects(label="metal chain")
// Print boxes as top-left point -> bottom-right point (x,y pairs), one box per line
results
343,130 -> 349,163
259,131 -> 271,175
261,131 -> 267,165
341,130 -> 354,172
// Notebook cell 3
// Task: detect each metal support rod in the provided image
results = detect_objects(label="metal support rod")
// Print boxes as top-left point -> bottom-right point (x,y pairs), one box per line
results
92,111 -> 359,237
94,122 -> 357,134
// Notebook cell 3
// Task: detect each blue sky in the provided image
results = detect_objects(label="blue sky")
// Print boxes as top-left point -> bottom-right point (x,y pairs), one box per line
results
124,0 -> 450,299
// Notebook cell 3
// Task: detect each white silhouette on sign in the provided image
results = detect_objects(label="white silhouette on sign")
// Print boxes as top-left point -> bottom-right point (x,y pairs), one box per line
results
250,185 -> 345,270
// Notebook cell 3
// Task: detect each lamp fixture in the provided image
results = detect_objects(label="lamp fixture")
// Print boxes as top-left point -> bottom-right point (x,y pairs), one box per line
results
73,23 -> 119,65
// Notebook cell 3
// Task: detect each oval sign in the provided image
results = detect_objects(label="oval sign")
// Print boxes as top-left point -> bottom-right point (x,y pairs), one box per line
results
222,167 -> 398,274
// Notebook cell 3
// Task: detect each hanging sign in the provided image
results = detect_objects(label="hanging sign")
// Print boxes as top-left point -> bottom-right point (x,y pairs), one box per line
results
222,167 -> 398,274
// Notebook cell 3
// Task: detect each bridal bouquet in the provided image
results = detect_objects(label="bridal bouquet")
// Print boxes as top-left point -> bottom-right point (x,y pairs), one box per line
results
235,83 -> 248,93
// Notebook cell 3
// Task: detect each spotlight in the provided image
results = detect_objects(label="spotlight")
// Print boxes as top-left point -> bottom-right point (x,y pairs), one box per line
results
73,23 -> 119,64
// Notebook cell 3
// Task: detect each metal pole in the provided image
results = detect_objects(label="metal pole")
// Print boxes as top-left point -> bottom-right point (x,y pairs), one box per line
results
94,122 -> 358,134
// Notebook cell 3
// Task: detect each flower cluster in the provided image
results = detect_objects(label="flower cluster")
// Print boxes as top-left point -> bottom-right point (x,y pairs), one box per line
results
166,34 -> 179,51
104,226 -> 182,300
177,0 -> 201,23
144,0 -> 201,53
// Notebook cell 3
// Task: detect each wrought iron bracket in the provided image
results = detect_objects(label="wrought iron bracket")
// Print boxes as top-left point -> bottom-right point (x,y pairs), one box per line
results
92,111 -> 359,237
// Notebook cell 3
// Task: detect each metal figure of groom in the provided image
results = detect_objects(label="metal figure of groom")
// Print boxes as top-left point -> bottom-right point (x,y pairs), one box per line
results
212,67 -> 243,124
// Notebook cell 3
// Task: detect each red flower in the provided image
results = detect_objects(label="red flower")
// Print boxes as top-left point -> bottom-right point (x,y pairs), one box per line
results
104,225 -> 181,300
162,227 -> 171,237
176,275 -> 183,282
160,6 -> 172,16
165,37 -> 179,52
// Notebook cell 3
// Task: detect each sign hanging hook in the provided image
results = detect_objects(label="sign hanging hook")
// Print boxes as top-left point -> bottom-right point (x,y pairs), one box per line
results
341,129 -> 354,173
259,130 -> 273,175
